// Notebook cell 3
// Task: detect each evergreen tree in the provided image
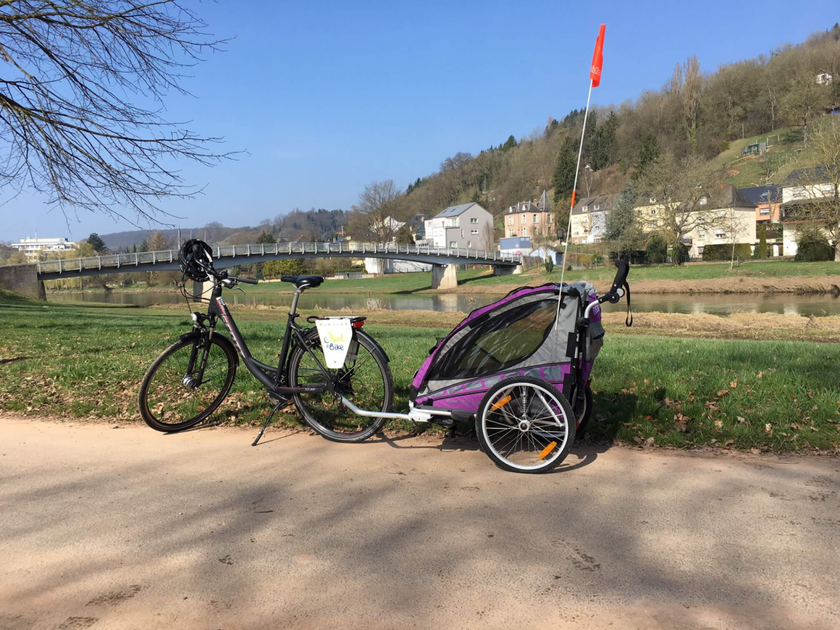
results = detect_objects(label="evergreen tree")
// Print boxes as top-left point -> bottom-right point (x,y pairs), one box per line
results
87,233 -> 106,253
638,134 -> 661,174
257,231 -> 274,244
605,181 -> 641,259
502,135 -> 518,151
139,239 -> 149,252
755,224 -> 768,258
552,137 -> 577,203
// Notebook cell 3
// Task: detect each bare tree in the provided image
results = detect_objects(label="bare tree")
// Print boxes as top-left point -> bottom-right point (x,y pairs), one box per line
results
681,55 -> 701,150
782,63 -> 831,143
348,180 -> 403,242
481,220 -> 496,252
0,0 -> 234,221
640,152 -> 726,261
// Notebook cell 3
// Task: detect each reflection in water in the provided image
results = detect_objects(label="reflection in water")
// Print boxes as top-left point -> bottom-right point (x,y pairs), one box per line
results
47,289 -> 840,318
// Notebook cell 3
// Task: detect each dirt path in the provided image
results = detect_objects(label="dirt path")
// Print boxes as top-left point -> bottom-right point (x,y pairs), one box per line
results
1,417 -> 838,630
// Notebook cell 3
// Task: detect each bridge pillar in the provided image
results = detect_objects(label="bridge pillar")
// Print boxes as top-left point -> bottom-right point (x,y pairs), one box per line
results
431,264 -> 458,290
493,265 -> 522,277
0,264 -> 45,300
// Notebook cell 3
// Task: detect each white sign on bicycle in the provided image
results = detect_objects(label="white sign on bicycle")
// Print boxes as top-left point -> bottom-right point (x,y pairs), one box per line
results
315,318 -> 353,368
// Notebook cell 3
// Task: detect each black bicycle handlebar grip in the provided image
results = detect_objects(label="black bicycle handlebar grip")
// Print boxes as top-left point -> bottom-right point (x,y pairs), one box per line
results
238,276 -> 259,285
610,260 -> 629,293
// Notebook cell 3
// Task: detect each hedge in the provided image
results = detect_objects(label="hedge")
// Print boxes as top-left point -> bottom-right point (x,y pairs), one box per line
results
702,243 -> 753,261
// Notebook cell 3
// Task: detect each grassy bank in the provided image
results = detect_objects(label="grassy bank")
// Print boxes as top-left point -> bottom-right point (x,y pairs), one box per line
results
1,293 -> 838,453
46,260 -> 840,297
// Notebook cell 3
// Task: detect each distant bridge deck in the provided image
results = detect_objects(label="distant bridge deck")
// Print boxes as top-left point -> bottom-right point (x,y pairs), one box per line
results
33,242 -> 521,280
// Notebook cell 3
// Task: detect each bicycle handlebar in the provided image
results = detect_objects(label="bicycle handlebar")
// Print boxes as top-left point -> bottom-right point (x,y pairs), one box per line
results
237,276 -> 259,285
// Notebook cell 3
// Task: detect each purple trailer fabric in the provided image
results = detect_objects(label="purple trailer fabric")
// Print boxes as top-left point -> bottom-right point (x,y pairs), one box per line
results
410,284 -> 558,389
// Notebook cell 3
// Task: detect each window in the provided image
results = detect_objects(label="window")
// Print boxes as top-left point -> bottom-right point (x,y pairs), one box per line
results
715,229 -> 726,239
521,214 -> 526,224
650,209 -> 656,215
649,197 -> 656,203
461,230 -> 464,238
583,205 -> 588,212
594,204 -> 600,210
699,196 -> 708,206
521,228 -> 527,236
698,229 -> 706,238
433,298 -> 558,380
470,217 -> 478,224
507,216 -> 514,225
467,241 -> 472,248
533,214 -> 539,223
470,229 -> 478,235
760,208 -> 770,216
548,215 -> 553,223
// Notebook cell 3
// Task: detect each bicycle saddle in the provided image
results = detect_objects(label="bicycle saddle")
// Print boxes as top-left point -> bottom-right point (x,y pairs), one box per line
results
280,275 -> 324,289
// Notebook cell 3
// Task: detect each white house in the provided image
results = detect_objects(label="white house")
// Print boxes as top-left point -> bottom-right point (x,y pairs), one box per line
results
424,202 -> 493,249
780,167 -> 838,256
682,186 -> 757,258
10,237 -> 74,259
570,194 -> 618,244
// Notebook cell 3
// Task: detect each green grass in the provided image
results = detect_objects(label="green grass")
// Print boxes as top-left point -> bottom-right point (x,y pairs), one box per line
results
1,293 -> 839,452
712,126 -> 806,188
233,260 -> 840,296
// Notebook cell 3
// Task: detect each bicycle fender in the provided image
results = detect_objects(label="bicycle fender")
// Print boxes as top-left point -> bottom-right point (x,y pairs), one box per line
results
178,331 -> 239,366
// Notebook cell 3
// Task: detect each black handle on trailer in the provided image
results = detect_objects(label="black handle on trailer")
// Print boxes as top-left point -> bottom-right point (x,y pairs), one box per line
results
608,260 -> 629,299
601,260 -> 632,327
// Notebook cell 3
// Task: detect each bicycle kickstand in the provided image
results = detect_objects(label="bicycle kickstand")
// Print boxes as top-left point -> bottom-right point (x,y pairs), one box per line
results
252,400 -> 284,447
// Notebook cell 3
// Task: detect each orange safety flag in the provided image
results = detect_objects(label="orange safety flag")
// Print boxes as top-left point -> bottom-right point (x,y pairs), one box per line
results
589,24 -> 606,87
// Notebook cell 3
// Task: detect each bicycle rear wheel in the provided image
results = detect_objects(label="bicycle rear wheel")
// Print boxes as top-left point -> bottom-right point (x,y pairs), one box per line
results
287,330 -> 392,442
139,336 -> 237,432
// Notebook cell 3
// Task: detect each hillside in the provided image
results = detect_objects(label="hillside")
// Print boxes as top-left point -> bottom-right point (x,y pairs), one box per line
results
71,25 -> 840,252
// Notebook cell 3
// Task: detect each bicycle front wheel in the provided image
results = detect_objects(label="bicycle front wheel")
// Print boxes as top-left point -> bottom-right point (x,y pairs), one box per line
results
139,335 -> 237,432
287,330 -> 393,442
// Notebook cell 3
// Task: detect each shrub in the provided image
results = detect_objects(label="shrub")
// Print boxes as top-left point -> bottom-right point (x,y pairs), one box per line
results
263,258 -> 309,278
794,226 -> 834,262
645,234 -> 668,263
544,258 -> 554,273
753,225 -> 768,259
702,243 -> 752,262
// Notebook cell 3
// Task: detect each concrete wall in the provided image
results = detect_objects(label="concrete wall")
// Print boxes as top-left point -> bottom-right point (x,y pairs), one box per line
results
0,264 -> 45,300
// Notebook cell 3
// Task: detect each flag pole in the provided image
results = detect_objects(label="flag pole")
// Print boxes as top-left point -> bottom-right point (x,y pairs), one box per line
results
558,78 -> 594,289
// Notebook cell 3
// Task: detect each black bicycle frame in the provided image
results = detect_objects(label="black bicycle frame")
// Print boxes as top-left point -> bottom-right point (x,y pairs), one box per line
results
196,282 -> 331,397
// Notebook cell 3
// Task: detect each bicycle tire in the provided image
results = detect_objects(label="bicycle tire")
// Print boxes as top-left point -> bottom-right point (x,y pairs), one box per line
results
287,329 -> 393,442
476,376 -> 575,474
139,335 -> 237,432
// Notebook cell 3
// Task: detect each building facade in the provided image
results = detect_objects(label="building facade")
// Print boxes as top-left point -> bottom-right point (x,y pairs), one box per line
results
503,190 -> 555,239
10,237 -> 74,259
424,202 -> 493,249
570,194 -> 619,244
780,168 -> 838,257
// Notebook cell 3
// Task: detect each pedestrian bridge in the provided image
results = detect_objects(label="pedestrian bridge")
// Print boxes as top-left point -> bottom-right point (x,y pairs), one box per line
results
1,242 -> 522,298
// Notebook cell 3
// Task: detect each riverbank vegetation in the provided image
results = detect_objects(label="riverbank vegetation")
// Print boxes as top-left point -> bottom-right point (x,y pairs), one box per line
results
2,292 -> 838,453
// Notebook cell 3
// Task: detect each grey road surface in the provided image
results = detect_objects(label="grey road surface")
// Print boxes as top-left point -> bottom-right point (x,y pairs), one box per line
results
1,417 -> 838,630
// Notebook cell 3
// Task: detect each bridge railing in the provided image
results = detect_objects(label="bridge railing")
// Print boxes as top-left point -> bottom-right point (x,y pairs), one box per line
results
35,242 -> 521,275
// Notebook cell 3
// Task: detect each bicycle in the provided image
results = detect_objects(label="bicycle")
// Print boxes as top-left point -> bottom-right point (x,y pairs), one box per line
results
138,240 -> 394,445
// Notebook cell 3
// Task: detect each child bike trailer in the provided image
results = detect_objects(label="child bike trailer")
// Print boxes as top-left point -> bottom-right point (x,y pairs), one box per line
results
408,279 -> 615,474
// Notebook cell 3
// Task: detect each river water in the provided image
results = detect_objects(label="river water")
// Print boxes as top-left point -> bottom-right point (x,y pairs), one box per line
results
46,290 -> 840,317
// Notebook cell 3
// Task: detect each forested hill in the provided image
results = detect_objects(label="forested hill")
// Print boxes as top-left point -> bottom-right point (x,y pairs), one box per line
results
99,25 -> 839,250
391,24 -> 840,223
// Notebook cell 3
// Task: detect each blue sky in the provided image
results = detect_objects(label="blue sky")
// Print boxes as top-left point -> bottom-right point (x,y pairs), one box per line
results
2,0 -> 837,241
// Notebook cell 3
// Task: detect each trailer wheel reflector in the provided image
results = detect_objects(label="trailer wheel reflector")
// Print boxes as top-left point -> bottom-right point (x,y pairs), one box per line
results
491,395 -> 512,411
538,441 -> 558,460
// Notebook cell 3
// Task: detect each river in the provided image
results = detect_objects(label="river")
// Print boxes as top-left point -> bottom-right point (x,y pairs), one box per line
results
46,290 -> 840,317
